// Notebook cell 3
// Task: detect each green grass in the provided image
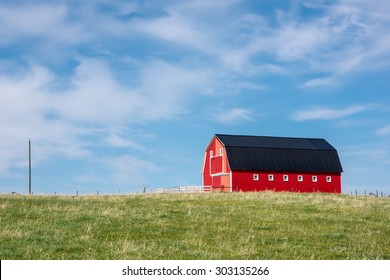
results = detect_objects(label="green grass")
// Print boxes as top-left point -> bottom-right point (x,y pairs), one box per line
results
0,192 -> 389,259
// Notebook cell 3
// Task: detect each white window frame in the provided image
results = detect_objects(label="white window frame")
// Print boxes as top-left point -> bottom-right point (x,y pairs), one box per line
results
312,175 -> 318,182
298,175 -> 303,182
283,175 -> 289,182
326,176 -> 332,183
219,148 -> 223,156
253,174 -> 259,181
268,174 -> 274,181
210,151 -> 213,158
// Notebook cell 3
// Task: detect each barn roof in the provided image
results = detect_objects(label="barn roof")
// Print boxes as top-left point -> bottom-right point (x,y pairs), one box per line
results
215,134 -> 343,173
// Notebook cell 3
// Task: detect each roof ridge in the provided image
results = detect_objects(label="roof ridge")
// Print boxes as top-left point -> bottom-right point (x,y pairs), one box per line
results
215,133 -> 325,141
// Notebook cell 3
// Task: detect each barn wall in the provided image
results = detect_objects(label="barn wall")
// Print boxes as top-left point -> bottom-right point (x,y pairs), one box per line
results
202,136 -> 231,190
211,174 -> 231,192
231,171 -> 341,193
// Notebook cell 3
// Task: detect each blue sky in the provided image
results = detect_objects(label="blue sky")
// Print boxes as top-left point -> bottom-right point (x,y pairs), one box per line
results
1,0 -> 390,195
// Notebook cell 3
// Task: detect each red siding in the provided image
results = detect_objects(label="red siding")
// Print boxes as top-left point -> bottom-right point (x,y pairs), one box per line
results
231,171 -> 341,193
211,156 -> 223,174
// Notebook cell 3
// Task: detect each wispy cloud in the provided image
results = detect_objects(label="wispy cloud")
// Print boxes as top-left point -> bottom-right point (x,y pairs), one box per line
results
376,125 -> 390,136
105,155 -> 160,187
341,144 -> 390,165
301,77 -> 336,88
213,108 -> 254,124
291,105 -> 370,121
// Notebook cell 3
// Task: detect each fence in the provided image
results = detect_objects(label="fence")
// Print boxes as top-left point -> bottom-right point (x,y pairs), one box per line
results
154,185 -> 211,194
347,189 -> 389,197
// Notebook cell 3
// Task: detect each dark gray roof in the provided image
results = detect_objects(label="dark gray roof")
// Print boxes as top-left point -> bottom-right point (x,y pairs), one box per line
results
215,134 -> 343,173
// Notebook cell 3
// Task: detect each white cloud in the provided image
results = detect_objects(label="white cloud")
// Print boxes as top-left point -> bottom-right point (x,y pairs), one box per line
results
55,59 -> 140,125
0,57 -> 213,176
376,125 -> 390,136
214,108 -> 254,124
291,105 -> 369,121
136,60 -> 212,121
105,155 -> 160,187
0,62 -> 90,173
53,58 -> 213,125
0,3 -> 85,46
341,144 -> 390,165
301,77 -> 336,88
103,129 -> 147,150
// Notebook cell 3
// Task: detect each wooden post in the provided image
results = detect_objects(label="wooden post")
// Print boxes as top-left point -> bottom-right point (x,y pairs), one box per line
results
29,139 -> 32,195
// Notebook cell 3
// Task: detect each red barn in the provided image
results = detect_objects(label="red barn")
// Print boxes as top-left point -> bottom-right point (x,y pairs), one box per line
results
202,134 -> 343,193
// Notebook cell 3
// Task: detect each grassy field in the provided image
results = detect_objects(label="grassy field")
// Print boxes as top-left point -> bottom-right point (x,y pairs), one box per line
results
0,192 -> 389,260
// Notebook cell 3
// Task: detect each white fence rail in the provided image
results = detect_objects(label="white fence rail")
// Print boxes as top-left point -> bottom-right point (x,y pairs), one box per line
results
154,185 -> 212,194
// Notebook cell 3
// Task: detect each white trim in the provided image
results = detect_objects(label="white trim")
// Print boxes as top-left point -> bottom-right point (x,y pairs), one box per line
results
210,172 -> 230,177
298,175 -> 303,182
312,175 -> 318,182
268,174 -> 274,181
230,171 -> 233,192
201,151 -> 207,186
283,175 -> 289,181
326,176 -> 332,183
253,174 -> 259,181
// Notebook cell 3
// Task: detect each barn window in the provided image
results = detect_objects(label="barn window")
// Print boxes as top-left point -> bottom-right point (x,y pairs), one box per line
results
312,176 -> 317,182
253,174 -> 259,181
283,175 -> 289,181
298,175 -> 303,182
326,176 -> 332,183
210,151 -> 213,157
219,148 -> 223,155
268,174 -> 274,181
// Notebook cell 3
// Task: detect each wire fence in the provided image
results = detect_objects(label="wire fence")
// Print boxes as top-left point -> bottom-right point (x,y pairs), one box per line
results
347,189 -> 389,197
9,186 -> 389,197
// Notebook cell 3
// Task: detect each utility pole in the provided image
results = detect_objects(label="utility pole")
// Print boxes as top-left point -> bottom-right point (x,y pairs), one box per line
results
29,138 -> 32,195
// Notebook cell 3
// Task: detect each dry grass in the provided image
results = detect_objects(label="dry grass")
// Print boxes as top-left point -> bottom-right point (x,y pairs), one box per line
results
0,192 -> 389,259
